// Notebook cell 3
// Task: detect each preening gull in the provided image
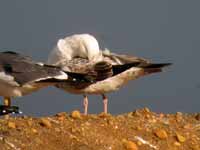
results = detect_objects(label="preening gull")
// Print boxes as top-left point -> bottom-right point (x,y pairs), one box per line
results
47,34 -> 171,114
47,34 -> 102,66
0,51 -> 92,116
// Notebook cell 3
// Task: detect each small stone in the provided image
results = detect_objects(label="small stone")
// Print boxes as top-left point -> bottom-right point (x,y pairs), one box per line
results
71,110 -> 82,119
159,113 -> 165,118
145,114 -> 151,119
151,118 -> 157,123
40,118 -> 52,128
176,112 -> 183,121
27,120 -> 33,126
183,124 -> 192,129
132,110 -> 141,116
144,107 -> 150,113
57,116 -> 65,122
98,112 -> 111,118
154,129 -> 168,139
31,128 -> 38,134
174,142 -> 181,146
127,112 -> 134,118
176,112 -> 183,116
137,141 -> 142,146
176,133 -> 186,143
8,122 -> 16,129
107,119 -> 114,125
136,126 -> 142,131
55,128 -> 61,132
122,139 -> 138,150
21,115 -> 28,119
195,114 -> 200,121
56,112 -> 67,117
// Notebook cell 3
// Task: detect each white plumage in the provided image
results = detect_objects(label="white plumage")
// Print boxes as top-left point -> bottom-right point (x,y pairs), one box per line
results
47,34 -> 102,66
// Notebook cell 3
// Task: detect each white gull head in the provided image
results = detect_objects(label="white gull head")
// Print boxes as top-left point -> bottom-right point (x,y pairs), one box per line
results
47,34 -> 102,65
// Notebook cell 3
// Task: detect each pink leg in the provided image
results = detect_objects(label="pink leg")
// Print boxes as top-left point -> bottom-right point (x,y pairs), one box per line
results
102,94 -> 108,113
83,95 -> 88,115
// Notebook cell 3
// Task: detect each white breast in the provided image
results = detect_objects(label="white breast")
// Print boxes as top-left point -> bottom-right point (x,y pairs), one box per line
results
61,67 -> 144,95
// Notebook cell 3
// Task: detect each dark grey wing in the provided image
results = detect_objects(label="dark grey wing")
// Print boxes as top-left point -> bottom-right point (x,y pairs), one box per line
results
11,64 -> 67,85
93,61 -> 141,81
58,73 -> 94,89
112,62 -> 141,75
102,51 -> 149,65
93,60 -> 172,81
138,63 -> 172,74
93,61 -> 113,81
0,51 -> 36,63
0,51 -> 68,85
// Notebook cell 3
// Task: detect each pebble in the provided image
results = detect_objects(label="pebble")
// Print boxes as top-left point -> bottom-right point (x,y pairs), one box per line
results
135,126 -> 142,131
154,129 -> 168,139
27,120 -> 33,126
159,113 -> 165,118
176,133 -> 186,143
55,128 -> 61,132
132,110 -> 141,117
57,116 -> 65,122
31,128 -> 38,134
8,122 -> 16,129
98,112 -> 111,118
144,107 -> 150,113
195,114 -> 200,121
71,110 -> 82,119
56,112 -> 67,122
127,112 -> 134,118
174,142 -> 181,146
183,124 -> 192,129
122,139 -> 138,150
176,112 -> 183,122
40,118 -> 52,128
56,112 -> 67,117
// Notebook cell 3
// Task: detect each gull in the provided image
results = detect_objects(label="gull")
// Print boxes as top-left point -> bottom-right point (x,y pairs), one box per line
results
47,34 -> 171,114
0,51 -> 91,117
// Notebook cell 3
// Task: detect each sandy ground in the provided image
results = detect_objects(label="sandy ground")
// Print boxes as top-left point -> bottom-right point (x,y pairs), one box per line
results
0,108 -> 200,150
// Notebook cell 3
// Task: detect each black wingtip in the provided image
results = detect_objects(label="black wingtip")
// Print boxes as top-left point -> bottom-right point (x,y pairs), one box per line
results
2,51 -> 19,55
141,63 -> 172,69
0,105 -> 22,116
142,63 -> 172,74
112,62 -> 141,76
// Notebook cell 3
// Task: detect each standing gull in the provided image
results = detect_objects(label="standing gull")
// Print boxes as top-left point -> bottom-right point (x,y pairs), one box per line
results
47,34 -> 171,114
0,51 -> 91,115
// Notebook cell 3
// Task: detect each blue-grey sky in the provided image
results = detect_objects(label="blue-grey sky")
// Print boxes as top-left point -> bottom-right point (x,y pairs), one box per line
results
0,1 -> 199,116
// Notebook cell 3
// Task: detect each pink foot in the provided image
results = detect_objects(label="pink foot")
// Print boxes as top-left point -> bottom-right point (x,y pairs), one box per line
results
102,94 -> 108,113
83,95 -> 88,115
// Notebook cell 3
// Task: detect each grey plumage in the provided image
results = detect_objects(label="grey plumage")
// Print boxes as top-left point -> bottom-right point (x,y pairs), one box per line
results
0,51 -> 68,85
0,51 -> 93,116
